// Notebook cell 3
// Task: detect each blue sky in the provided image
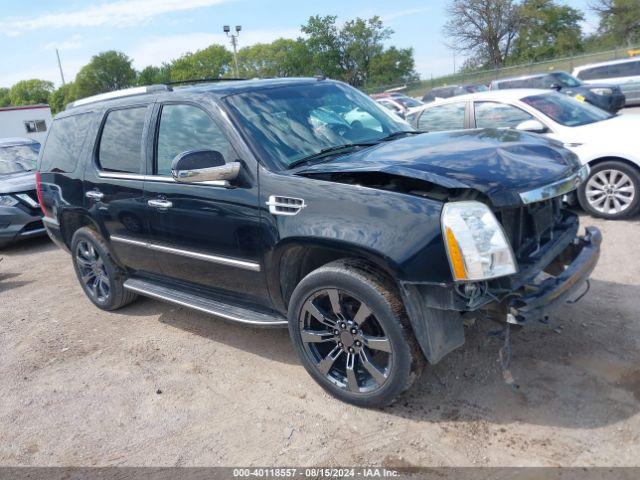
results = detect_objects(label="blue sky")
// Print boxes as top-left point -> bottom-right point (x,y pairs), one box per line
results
0,0 -> 597,88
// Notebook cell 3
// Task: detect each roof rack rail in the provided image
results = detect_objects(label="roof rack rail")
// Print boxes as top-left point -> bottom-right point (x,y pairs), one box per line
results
66,84 -> 172,110
167,77 -> 247,86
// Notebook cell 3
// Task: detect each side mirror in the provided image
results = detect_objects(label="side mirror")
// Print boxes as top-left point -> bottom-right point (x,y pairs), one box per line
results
549,83 -> 562,91
171,150 -> 240,184
516,119 -> 547,134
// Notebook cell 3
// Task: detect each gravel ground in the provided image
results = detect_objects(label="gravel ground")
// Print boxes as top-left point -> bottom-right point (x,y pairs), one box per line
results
1,213 -> 639,467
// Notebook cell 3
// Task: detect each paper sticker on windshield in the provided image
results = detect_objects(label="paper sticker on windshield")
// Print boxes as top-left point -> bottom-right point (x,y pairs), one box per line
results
574,94 -> 586,102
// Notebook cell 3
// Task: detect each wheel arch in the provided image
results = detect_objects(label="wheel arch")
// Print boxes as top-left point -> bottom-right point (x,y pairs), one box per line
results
266,238 -> 401,314
586,156 -> 640,172
59,209 -> 106,250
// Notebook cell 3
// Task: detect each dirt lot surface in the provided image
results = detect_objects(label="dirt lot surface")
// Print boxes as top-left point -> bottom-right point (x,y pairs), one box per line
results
1,214 -> 639,467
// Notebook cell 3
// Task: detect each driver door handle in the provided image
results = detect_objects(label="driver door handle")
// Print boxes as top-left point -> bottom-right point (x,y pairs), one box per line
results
148,199 -> 173,210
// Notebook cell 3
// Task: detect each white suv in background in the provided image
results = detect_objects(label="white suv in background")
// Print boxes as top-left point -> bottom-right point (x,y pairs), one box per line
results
573,57 -> 640,106
408,89 -> 640,219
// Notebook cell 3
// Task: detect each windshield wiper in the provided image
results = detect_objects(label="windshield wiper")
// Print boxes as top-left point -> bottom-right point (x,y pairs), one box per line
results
287,142 -> 378,169
377,130 -> 423,142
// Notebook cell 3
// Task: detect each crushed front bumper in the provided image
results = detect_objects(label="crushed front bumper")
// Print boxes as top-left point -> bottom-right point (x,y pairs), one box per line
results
400,224 -> 602,364
504,226 -> 602,323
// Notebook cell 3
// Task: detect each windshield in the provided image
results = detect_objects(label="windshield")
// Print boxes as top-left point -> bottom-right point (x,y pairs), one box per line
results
223,81 -> 412,168
522,92 -> 613,127
0,143 -> 40,174
551,72 -> 582,88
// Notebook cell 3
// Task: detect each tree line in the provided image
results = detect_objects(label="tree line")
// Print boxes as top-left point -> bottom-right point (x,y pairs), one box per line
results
445,0 -> 640,70
0,15 -> 417,113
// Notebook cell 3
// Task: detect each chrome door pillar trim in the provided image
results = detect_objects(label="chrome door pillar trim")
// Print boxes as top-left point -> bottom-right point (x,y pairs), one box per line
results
109,235 -> 261,271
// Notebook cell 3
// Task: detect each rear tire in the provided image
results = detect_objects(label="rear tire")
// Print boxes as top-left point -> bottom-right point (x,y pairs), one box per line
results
288,260 -> 424,407
578,161 -> 640,219
70,227 -> 137,311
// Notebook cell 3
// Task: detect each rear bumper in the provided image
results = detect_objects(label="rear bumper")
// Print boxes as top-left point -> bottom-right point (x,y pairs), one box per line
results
503,226 -> 601,323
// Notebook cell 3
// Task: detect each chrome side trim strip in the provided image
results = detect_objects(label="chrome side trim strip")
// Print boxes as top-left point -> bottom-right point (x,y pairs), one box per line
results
110,235 -> 147,247
97,171 -> 228,187
109,235 -> 261,271
123,283 -> 288,326
519,165 -> 590,204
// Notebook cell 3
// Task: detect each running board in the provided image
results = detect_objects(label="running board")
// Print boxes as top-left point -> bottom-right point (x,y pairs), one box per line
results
123,278 -> 288,328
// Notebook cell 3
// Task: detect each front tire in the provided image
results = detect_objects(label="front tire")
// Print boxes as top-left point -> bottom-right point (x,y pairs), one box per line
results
71,227 -> 137,311
288,260 -> 424,407
578,161 -> 640,219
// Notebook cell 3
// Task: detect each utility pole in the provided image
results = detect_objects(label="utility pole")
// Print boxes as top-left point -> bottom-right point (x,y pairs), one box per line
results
56,48 -> 66,86
224,25 -> 242,77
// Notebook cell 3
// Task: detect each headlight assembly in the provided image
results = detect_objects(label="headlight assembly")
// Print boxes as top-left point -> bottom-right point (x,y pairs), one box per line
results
591,88 -> 612,96
441,201 -> 517,281
0,194 -> 19,207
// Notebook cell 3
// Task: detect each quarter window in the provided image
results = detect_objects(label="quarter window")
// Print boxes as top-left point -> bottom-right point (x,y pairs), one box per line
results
39,113 -> 93,173
474,102 -> 534,129
98,107 -> 147,174
417,102 -> 466,131
156,104 -> 232,176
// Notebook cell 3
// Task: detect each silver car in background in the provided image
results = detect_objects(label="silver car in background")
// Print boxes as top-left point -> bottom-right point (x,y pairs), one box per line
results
573,57 -> 640,106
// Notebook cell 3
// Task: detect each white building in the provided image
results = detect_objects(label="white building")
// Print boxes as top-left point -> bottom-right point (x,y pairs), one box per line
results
0,104 -> 53,144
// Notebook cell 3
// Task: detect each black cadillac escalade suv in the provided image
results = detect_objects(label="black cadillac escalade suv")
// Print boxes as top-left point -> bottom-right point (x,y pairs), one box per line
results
38,78 -> 600,407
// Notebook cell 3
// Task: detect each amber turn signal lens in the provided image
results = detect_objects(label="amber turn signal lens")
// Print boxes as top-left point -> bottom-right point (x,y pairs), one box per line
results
445,226 -> 467,281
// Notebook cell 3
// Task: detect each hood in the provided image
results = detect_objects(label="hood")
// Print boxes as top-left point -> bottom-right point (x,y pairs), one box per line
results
0,170 -> 36,194
296,129 -> 582,207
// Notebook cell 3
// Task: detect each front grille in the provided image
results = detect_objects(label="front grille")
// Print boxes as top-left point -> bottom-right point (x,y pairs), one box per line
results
496,197 -> 564,262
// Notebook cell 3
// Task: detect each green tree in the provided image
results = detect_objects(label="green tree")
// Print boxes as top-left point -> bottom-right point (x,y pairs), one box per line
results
511,0 -> 584,62
74,50 -> 136,98
8,79 -> 54,105
591,0 -> 640,46
50,82 -> 78,113
0,87 -> 10,107
301,15 -> 400,87
301,15 -> 343,79
444,0 -> 521,68
137,64 -> 172,85
168,44 -> 233,81
339,17 -> 392,86
369,47 -> 419,86
238,39 -> 312,77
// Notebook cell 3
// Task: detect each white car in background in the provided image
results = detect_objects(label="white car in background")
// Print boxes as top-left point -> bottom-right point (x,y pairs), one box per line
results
408,89 -> 640,219
573,57 -> 640,106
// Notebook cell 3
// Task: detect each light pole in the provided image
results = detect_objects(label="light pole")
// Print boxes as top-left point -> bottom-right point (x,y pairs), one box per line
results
224,25 -> 241,77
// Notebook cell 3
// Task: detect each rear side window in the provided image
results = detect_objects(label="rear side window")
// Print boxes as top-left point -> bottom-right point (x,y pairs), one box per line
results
417,102 -> 466,132
609,61 -> 640,78
98,107 -> 147,173
578,61 -> 640,80
39,113 -> 93,173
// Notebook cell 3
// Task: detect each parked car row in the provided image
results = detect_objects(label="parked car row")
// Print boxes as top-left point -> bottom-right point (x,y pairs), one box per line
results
407,89 -> 640,219
419,56 -> 640,113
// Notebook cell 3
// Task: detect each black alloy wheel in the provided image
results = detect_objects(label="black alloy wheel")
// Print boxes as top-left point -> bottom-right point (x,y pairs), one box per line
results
288,260 -> 424,407
299,288 -> 392,394
70,227 -> 137,311
75,239 -> 111,304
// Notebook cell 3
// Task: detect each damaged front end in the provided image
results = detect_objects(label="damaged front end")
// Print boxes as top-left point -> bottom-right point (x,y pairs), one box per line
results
399,192 -> 601,366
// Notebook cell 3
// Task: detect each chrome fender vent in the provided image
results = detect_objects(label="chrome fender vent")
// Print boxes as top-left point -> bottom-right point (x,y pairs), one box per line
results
266,195 -> 306,216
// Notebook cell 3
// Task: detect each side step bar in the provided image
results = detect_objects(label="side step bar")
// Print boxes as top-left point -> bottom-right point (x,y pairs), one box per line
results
123,278 -> 288,328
